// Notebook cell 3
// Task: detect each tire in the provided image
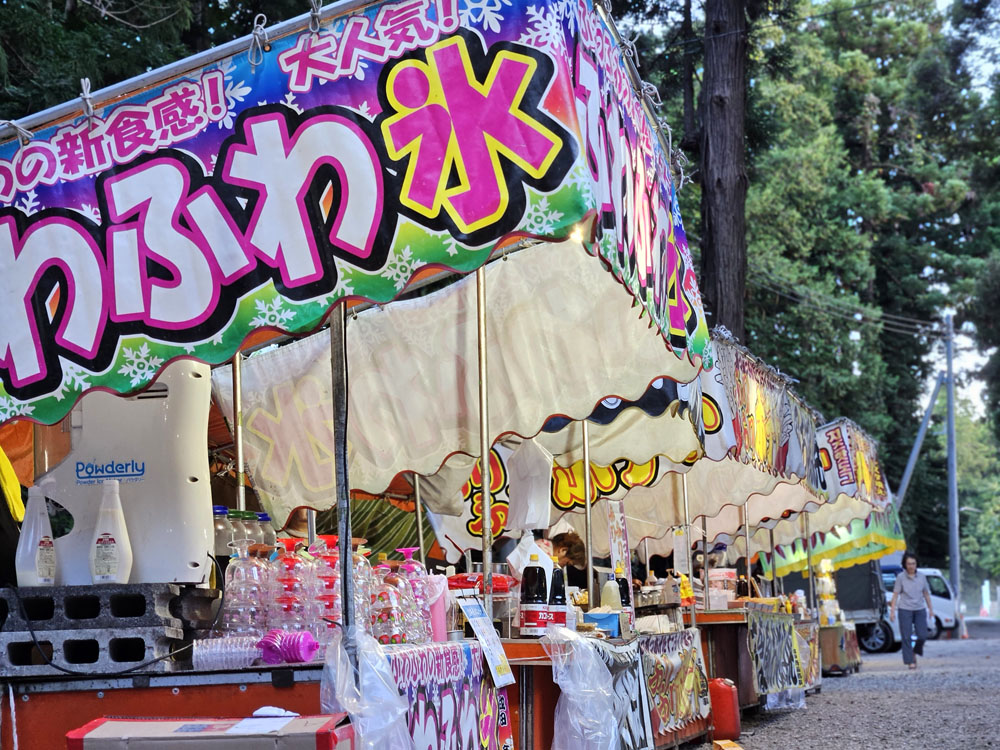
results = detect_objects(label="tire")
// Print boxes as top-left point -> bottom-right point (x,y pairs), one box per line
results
859,620 -> 892,653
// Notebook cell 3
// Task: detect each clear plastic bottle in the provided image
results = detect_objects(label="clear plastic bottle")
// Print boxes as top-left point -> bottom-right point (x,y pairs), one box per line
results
241,511 -> 263,544
89,479 -> 134,584
600,572 -> 622,610
257,512 -> 277,547
213,506 -> 234,558
15,485 -> 57,586
228,510 -> 249,545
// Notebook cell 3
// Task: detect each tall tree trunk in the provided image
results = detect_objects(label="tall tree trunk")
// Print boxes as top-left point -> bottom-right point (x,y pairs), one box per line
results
680,0 -> 698,151
700,0 -> 748,342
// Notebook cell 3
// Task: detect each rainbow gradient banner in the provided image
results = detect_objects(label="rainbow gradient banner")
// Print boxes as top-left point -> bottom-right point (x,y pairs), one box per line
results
0,0 -> 708,425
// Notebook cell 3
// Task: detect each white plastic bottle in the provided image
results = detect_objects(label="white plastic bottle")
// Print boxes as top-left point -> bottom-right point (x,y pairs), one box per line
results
89,480 -> 134,584
15,485 -> 57,586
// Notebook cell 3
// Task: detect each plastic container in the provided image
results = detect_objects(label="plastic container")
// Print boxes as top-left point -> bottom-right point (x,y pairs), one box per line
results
708,677 -> 741,740
601,572 -> 622,610
212,506 -> 234,558
257,512 -> 277,547
16,485 -> 57,586
89,480 -> 133,584
192,636 -> 260,671
518,553 -> 549,637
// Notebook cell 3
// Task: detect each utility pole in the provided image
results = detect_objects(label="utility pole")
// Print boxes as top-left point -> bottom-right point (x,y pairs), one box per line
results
945,314 -> 960,602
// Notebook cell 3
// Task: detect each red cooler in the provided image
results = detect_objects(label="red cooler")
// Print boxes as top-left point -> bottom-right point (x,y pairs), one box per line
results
708,677 -> 741,741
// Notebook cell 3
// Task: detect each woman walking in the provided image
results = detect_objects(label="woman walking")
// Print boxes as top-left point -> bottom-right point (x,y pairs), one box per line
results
889,551 -> 934,669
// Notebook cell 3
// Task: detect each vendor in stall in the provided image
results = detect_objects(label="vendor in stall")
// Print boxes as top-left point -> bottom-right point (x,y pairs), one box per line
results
551,531 -> 590,589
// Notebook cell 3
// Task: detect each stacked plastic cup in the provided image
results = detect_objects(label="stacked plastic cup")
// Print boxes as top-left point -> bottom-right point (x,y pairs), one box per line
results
370,565 -> 407,644
220,539 -> 267,636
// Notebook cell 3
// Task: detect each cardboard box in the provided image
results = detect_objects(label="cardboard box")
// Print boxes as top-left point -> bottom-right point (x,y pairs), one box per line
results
67,715 -> 354,750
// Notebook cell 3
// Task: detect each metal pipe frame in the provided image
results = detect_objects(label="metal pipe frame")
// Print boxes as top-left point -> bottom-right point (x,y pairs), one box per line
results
583,420 -> 594,609
414,474 -> 427,566
476,267 -> 493,620
232,353 -> 246,512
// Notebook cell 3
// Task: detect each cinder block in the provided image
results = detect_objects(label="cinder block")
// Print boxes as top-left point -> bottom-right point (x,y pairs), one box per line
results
0,625 -> 184,678
0,583 -> 186,632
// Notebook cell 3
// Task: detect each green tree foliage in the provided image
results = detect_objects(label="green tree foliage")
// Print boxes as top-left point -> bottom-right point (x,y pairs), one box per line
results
0,0 -> 307,122
612,0 -> 998,565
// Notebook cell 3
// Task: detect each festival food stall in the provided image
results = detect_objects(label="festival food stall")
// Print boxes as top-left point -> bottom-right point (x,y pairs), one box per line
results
0,0 -> 719,743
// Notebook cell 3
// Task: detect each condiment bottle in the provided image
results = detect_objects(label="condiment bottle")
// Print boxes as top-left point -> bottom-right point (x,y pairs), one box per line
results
548,555 -> 567,628
15,485 -> 57,586
89,479 -> 134,584
518,553 -> 548,637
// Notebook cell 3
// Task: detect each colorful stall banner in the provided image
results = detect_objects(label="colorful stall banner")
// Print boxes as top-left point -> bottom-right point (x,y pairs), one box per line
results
387,640 -> 485,750
816,419 -> 890,509
746,610 -> 805,696
0,0 -> 709,428
606,497 -> 635,617
478,683 -> 515,750
639,629 -> 711,735
591,637 -> 655,750
760,503 -> 906,579
794,620 -> 822,691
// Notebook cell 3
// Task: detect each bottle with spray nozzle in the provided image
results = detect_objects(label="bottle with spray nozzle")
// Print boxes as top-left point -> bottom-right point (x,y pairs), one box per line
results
89,479 -> 134,584
15,484 -> 57,586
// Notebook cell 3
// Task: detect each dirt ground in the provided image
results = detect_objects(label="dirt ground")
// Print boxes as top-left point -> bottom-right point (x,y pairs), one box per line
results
687,618 -> 1000,750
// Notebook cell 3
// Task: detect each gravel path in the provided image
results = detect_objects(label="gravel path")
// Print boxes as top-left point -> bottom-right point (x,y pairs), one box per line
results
687,620 -> 1000,750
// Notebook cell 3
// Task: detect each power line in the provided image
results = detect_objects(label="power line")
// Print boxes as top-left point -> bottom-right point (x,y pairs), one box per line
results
748,276 -> 944,338
750,268 -> 938,326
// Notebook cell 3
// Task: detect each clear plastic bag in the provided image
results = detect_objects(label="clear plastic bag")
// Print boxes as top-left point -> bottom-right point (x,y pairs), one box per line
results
540,626 -> 617,750
320,626 -> 414,750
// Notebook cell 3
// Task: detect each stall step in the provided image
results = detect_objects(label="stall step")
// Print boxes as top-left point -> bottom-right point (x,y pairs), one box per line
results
0,625 -> 184,678
0,583 -> 189,632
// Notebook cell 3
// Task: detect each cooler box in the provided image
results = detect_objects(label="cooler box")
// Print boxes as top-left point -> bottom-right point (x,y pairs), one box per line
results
583,611 -> 621,637
67,715 -> 354,749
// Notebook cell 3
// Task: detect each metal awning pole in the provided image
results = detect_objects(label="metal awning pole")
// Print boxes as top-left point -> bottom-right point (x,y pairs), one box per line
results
414,474 -> 426,566
804,514 -> 815,613
769,528 -> 778,593
583,420 -> 594,610
476,267 -> 493,620
744,501 -> 752,579
682,473 -> 696,624
331,308 -> 356,671
232,353 -> 246,512
702,515 -> 710,612
307,510 -> 317,547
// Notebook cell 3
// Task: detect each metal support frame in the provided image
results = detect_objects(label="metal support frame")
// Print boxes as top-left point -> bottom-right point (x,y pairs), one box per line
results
583,420 -> 594,609
232,353 -> 246,512
477,267 -> 493,620
946,315 -> 961,601
330,309 -> 356,672
414,474 -> 426,566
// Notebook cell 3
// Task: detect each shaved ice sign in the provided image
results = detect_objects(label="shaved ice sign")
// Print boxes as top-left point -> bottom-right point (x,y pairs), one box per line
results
0,0 -> 709,425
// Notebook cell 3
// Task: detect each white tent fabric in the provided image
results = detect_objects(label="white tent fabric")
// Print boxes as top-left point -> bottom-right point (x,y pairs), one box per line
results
212,239 -> 704,524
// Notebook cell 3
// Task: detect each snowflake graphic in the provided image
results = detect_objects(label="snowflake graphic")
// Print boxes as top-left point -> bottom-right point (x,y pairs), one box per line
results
182,343 -> 197,354
460,0 -> 512,33
76,203 -> 102,223
282,92 -> 303,114
518,4 -> 568,57
117,343 -> 165,387
522,196 -> 564,235
443,237 -> 460,257
211,331 -> 226,346
567,164 -> 596,202
671,194 -> 683,228
0,395 -> 34,422
357,100 -> 374,118
218,78 -> 252,129
250,298 -> 297,328
16,191 -> 41,215
383,246 -> 416,290
53,360 -> 93,402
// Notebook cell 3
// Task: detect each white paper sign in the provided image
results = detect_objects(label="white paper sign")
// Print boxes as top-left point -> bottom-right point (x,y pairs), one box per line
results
673,527 -> 691,576
225,717 -> 294,734
456,597 -> 516,688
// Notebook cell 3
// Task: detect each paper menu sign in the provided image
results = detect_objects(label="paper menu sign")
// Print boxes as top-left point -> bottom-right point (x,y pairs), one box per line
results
605,498 -> 635,621
456,597 -> 515,688
673,526 -> 691,575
